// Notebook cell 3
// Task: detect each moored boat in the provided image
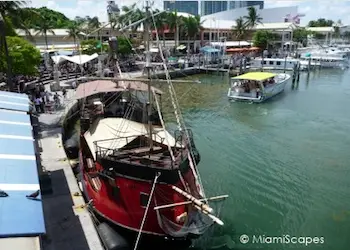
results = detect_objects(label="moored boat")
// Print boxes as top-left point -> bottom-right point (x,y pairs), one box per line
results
227,72 -> 291,103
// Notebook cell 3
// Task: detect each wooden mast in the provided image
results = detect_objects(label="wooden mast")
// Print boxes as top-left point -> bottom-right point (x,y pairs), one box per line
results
144,1 -> 153,150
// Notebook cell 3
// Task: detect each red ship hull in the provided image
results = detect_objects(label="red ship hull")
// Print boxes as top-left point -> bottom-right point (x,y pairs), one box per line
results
79,143 -> 202,239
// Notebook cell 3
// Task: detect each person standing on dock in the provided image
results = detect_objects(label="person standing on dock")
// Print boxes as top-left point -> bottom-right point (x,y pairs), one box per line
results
34,96 -> 42,113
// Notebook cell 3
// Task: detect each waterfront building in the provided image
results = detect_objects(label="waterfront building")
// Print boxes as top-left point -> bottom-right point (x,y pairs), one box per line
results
163,0 -> 264,16
201,0 -> 263,15
163,0 -> 199,16
17,5 -> 307,52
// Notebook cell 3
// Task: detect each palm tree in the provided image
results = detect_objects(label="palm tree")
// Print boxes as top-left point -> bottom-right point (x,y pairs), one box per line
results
35,19 -> 55,50
15,8 -> 40,42
153,11 -> 168,47
167,11 -> 182,48
233,17 -> 247,46
182,16 -> 201,56
244,6 -> 263,29
88,16 -> 100,39
0,1 -> 27,91
66,22 -> 83,50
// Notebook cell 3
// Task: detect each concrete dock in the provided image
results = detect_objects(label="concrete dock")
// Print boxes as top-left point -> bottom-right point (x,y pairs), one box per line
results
38,90 -> 103,250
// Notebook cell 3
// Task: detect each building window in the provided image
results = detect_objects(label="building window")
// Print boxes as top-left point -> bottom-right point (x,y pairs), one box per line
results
269,61 -> 274,65
276,61 -> 281,65
140,193 -> 149,207
263,61 -> 266,64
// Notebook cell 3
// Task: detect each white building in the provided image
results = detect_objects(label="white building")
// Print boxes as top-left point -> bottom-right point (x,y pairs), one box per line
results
202,5 -> 300,24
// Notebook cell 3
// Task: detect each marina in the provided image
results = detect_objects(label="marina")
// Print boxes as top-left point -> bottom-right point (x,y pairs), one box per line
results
1,1 -> 350,250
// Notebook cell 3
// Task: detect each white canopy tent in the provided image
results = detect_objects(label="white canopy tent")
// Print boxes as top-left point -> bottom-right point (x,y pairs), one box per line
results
51,53 -> 99,65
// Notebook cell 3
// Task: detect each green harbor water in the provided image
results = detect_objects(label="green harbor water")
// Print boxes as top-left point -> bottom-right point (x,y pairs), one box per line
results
154,69 -> 350,250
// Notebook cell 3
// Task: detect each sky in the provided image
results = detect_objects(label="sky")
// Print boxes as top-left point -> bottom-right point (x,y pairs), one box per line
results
29,0 -> 350,25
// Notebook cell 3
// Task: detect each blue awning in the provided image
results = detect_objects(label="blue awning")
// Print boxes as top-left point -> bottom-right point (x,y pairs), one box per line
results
0,91 -> 32,112
200,46 -> 220,53
0,108 -> 45,237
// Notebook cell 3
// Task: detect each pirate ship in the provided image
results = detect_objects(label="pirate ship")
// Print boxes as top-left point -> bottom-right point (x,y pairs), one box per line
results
73,2 -> 227,249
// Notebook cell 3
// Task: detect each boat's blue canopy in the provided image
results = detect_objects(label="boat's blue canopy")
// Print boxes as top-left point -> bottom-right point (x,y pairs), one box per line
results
200,46 -> 220,53
0,107 -> 45,237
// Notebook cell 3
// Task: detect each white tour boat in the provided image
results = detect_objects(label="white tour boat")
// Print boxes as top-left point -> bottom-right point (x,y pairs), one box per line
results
250,57 -> 299,71
227,72 -> 291,103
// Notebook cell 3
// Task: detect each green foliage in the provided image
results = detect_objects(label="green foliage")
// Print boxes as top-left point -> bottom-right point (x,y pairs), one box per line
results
0,36 -> 41,75
293,28 -> 310,46
117,37 -> 133,55
80,39 -> 108,55
308,18 -> 334,27
81,37 -> 133,56
19,7 -> 72,28
3,17 -> 17,36
233,17 -> 247,40
182,16 -> 201,40
244,6 -> 263,29
253,30 -> 278,48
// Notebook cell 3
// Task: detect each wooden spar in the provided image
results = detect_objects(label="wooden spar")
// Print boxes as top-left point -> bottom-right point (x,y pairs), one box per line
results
154,195 -> 229,210
171,186 -> 213,213
194,204 -> 224,226
65,76 -> 201,85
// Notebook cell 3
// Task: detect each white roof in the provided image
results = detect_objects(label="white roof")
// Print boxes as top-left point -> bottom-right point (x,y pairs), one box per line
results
84,118 -> 179,160
16,29 -> 84,37
51,53 -> 98,65
255,22 -> 297,30
306,27 -> 334,33
201,20 -> 297,31
174,12 -> 194,18
201,19 -> 236,30
37,44 -> 76,51
210,41 -> 251,47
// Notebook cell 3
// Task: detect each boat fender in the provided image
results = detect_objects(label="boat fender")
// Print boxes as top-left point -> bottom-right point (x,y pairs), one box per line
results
97,222 -> 130,250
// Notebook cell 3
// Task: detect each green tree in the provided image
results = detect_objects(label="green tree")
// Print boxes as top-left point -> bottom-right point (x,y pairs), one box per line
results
153,10 -> 168,47
308,18 -> 334,27
293,28 -> 310,47
3,17 -> 17,36
88,16 -> 101,39
80,39 -> 108,55
244,6 -> 263,29
233,17 -> 247,45
253,30 -> 278,48
35,19 -> 55,50
20,7 -> 72,28
66,21 -> 83,49
0,36 -> 41,76
182,15 -> 201,55
167,11 -> 183,48
0,1 -> 27,91
116,37 -> 133,56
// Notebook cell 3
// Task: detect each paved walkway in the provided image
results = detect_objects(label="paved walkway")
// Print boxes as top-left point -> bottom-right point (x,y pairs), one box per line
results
39,89 -> 103,250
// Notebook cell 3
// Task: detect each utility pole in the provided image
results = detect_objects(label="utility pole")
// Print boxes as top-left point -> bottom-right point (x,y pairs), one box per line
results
145,1 -> 153,150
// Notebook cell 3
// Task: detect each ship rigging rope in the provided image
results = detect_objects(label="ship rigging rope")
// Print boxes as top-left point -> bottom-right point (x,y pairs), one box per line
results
152,89 -> 175,161
105,97 -> 137,151
149,8 -> 207,200
133,172 -> 161,250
